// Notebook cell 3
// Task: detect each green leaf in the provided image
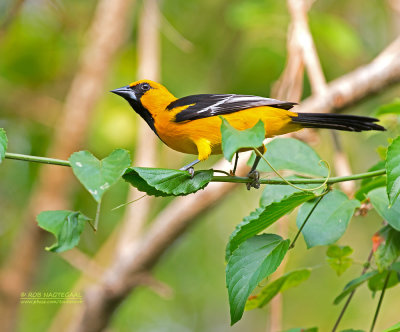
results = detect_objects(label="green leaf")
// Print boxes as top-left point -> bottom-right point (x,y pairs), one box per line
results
355,176 -> 386,201
220,117 -> 265,162
0,128 -> 8,163
37,210 -> 91,252
334,270 -> 379,305
69,149 -> 131,202
383,321 -> 400,332
326,245 -> 354,276
226,234 -> 289,325
260,176 -> 322,207
123,167 -> 213,196
248,138 -> 328,176
297,190 -> 360,248
386,136 -> 400,206
245,269 -> 311,310
367,270 -> 399,294
368,187 -> 400,231
374,98 -> 400,117
373,226 -> 400,272
226,191 -> 315,259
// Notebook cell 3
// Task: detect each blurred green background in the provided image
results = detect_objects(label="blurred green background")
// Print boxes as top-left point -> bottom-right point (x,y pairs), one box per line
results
0,0 -> 399,331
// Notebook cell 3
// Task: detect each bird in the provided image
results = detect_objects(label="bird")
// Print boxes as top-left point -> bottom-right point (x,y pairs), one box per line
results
111,80 -> 385,188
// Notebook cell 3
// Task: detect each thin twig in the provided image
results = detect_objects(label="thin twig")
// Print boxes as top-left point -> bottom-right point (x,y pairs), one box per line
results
332,250 -> 374,332
370,269 -> 391,332
290,192 -> 327,249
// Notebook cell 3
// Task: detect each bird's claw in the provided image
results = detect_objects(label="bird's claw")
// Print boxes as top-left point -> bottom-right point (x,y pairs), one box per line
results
246,170 -> 260,190
187,167 -> 195,179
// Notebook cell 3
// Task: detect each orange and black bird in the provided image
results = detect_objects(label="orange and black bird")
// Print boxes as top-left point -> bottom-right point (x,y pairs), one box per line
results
111,80 -> 385,186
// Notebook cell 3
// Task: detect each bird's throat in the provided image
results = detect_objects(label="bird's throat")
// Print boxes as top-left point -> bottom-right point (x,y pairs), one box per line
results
129,100 -> 159,137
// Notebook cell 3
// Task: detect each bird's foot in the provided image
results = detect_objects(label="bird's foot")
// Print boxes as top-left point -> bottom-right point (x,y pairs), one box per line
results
246,170 -> 260,190
187,167 -> 195,179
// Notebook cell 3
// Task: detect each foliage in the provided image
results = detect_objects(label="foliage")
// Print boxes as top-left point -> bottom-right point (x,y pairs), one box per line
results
386,136 -> 400,205
69,149 -> 131,203
220,117 -> 265,161
36,210 -> 91,252
248,137 -> 328,176
326,245 -> 354,276
123,167 -> 213,196
296,191 -> 360,248
245,269 -> 311,310
225,234 -> 289,325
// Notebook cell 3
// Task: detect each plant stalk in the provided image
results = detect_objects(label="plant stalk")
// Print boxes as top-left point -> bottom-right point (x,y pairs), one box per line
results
290,192 -> 326,249
5,152 -> 71,167
332,250 -> 374,332
370,269 -> 391,332
4,151 -> 386,184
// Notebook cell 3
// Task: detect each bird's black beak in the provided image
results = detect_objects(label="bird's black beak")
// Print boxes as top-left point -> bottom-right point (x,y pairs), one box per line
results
110,85 -> 137,101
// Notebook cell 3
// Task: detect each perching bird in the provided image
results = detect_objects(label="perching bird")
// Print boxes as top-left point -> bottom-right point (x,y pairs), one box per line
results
111,80 -> 385,187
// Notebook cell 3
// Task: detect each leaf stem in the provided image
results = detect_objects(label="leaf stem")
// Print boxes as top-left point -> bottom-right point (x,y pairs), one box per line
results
289,191 -> 327,249
332,250 -> 374,332
5,152 -> 71,167
94,200 -> 102,231
369,269 -> 391,332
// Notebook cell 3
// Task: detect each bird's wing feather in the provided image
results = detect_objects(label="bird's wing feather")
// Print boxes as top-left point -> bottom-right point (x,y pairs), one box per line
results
168,94 -> 297,122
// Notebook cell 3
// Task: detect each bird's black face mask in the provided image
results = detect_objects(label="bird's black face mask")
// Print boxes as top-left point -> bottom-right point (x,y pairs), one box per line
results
111,83 -> 158,136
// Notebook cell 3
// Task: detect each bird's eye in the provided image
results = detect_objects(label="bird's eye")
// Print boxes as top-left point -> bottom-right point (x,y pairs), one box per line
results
141,83 -> 151,92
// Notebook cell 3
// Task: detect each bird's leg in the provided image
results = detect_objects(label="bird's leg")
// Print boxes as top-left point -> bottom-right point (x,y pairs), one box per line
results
179,159 -> 200,178
231,152 -> 239,176
246,146 -> 265,190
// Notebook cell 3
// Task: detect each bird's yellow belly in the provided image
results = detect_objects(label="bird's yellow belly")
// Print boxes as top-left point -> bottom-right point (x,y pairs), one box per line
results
155,107 -> 301,157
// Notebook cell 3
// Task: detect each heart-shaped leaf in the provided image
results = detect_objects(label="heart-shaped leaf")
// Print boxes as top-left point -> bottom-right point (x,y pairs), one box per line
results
69,149 -> 131,202
326,245 -> 353,276
123,167 -> 213,196
226,191 -> 314,259
37,210 -> 91,252
296,190 -> 360,248
220,117 -> 265,162
248,138 -> 328,177
245,269 -> 311,310
386,136 -> 400,205
0,128 -> 7,163
226,234 -> 289,325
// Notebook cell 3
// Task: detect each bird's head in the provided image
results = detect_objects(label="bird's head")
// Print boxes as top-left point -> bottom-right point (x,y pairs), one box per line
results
111,80 -> 176,134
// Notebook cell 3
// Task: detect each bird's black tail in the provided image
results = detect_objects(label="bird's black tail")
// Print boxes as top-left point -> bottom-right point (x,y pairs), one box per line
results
290,113 -> 385,132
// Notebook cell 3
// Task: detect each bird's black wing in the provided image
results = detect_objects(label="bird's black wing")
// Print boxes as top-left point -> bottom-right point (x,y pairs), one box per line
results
168,94 -> 297,122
